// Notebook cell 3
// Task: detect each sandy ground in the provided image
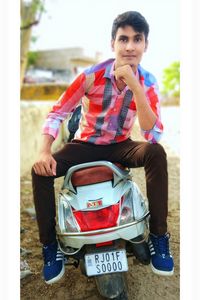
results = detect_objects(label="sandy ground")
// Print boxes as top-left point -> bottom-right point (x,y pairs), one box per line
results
20,137 -> 180,300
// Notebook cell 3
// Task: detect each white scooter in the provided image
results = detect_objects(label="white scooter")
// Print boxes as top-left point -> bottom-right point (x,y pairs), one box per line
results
56,161 -> 150,299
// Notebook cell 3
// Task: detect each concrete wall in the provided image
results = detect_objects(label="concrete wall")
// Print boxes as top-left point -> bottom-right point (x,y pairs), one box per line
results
21,83 -> 68,100
20,101 -> 69,176
34,48 -> 84,70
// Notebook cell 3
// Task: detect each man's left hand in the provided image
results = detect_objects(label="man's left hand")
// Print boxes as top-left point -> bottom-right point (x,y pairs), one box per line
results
113,65 -> 140,91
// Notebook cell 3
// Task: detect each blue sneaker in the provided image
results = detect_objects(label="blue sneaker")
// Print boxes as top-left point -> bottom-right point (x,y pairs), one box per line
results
148,233 -> 174,276
42,241 -> 65,284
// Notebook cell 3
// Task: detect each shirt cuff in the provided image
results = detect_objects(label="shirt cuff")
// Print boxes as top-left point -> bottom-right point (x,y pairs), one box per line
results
141,118 -> 163,144
42,127 -> 58,139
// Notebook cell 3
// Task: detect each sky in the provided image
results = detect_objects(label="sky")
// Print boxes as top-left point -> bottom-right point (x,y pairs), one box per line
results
31,0 -> 180,87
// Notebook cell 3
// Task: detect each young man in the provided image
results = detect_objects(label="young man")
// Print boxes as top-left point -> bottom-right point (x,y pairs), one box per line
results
32,11 -> 174,284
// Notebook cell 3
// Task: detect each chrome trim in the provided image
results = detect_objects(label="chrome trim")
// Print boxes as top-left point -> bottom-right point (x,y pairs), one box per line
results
57,211 -> 149,237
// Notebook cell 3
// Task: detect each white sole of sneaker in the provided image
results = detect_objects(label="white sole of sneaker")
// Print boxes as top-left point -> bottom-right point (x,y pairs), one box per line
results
150,262 -> 174,276
45,263 -> 65,284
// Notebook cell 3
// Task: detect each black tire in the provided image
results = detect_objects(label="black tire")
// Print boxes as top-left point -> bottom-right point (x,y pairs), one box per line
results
95,272 -> 128,299
112,289 -> 128,300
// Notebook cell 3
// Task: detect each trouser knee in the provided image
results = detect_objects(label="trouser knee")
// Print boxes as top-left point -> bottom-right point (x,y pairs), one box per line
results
147,142 -> 166,155
145,143 -> 167,163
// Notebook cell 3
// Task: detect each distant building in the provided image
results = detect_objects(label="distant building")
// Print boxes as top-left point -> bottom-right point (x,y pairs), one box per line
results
25,47 -> 102,84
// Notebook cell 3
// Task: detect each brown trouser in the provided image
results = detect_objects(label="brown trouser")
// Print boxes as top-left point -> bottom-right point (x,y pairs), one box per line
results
32,139 -> 168,245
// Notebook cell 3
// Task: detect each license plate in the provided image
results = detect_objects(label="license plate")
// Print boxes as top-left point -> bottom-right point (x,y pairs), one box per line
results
85,249 -> 128,276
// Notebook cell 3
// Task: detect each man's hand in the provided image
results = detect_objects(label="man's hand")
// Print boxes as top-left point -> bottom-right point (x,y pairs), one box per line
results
33,152 -> 57,176
33,134 -> 56,176
113,64 -> 140,91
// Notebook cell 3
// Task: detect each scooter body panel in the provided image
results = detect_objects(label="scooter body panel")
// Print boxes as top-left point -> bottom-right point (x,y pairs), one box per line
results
56,161 -> 150,300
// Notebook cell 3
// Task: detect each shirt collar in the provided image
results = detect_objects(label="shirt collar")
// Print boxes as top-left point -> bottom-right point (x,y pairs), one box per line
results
103,59 -> 115,80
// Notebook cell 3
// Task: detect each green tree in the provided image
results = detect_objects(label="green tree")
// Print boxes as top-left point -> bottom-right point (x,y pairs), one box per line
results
161,61 -> 180,98
27,51 -> 38,68
20,0 -> 45,88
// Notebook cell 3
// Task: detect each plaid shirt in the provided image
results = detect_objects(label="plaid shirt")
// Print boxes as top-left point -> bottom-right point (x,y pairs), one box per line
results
43,58 -> 163,144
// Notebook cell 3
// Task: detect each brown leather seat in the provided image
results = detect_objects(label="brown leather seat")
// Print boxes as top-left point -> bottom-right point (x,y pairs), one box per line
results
71,163 -> 125,187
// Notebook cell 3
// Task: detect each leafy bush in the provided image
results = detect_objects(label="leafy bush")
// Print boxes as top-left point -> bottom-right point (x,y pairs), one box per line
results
27,51 -> 38,68
161,61 -> 180,97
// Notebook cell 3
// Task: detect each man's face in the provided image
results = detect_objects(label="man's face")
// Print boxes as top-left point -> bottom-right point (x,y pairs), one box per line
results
111,25 -> 148,71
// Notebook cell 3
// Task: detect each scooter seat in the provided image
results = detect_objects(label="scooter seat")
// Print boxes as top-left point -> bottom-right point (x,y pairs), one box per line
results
71,163 -> 125,187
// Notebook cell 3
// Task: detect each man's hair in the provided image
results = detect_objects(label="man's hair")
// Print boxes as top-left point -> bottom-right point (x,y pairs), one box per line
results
111,11 -> 149,41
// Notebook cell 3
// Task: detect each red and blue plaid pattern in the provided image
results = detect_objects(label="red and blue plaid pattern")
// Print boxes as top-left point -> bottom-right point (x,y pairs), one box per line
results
42,59 -> 163,144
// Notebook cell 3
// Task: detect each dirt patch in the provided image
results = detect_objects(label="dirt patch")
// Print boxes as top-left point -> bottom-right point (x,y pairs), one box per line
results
20,147 -> 179,300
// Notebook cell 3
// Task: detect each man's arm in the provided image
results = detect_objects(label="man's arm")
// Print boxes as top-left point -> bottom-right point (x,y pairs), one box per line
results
114,64 -> 157,130
114,64 -> 163,143
43,73 -> 86,140
129,83 -> 157,130
33,73 -> 87,176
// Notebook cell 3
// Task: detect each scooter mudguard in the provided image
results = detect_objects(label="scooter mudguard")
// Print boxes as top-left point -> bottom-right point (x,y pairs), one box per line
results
95,272 -> 128,299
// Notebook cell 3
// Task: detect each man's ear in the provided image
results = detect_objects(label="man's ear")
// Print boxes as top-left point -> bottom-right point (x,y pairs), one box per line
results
111,39 -> 115,51
144,40 -> 148,52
